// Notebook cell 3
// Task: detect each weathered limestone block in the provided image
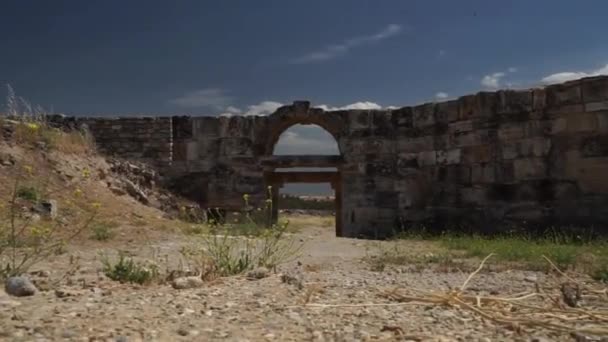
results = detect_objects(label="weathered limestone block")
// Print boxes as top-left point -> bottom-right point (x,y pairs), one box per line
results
413,103 -> 436,128
391,107 -> 414,128
451,130 -> 489,148
546,81 -> 582,107
436,149 -> 462,165
513,158 -> 547,180
348,110 -> 375,131
458,92 -> 497,120
581,76 -> 608,103
498,89 -> 533,115
417,151 -> 436,166
585,101 -> 608,112
462,145 -> 495,164
471,163 -> 496,184
449,120 -> 474,135
435,100 -> 459,123
436,165 -> 471,184
502,138 -> 551,159
396,136 -> 434,153
564,113 -> 599,133
219,138 -> 253,157
460,186 -> 488,205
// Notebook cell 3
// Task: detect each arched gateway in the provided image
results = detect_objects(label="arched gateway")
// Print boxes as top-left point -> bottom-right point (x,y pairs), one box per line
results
60,76 -> 608,238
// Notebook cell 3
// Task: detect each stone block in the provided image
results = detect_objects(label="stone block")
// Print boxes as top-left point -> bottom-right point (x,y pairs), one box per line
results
437,165 -> 471,184
396,136 -> 434,153
599,112 -> 608,132
551,117 -> 567,134
519,138 -> 551,158
546,81 -> 582,107
390,107 -> 413,128
585,101 -> 608,112
498,89 -> 533,114
417,151 -> 436,166
513,158 -> 547,180
460,186 -> 488,205
413,103 -> 436,128
435,100 -> 459,123
532,88 -> 546,110
458,92 -> 497,120
498,123 -> 525,141
565,113 -> 598,133
446,149 -> 461,165
501,142 -> 518,160
471,163 -> 496,184
571,157 -> 608,194
448,120 -> 473,135
462,145 -> 495,164
581,76 -> 608,103
451,131 -> 484,147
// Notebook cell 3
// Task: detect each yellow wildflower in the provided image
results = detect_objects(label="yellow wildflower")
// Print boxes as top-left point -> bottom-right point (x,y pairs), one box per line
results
82,168 -> 91,178
26,122 -> 40,131
73,188 -> 82,197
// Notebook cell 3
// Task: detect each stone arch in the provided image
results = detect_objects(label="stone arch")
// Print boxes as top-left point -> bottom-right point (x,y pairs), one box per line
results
252,102 -> 346,157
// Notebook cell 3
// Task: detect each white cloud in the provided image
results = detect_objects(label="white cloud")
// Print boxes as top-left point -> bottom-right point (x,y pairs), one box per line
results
435,92 -> 449,100
508,67 -> 518,73
437,50 -> 446,58
316,101 -> 383,111
169,88 -> 233,109
243,101 -> 283,116
224,106 -> 242,114
291,24 -> 403,64
541,63 -> 608,85
219,101 -> 283,117
481,72 -> 506,89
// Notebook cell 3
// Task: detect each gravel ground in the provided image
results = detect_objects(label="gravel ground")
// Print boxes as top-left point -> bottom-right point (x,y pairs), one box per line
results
0,224 -> 606,342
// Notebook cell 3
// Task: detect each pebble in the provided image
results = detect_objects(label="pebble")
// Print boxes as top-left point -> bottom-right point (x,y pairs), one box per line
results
171,276 -> 204,289
247,267 -> 270,280
5,277 -> 37,297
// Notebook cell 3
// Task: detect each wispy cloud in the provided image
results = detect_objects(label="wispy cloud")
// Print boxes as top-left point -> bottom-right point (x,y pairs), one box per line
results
480,67 -> 518,89
290,24 -> 403,64
219,101 -> 283,117
435,92 -> 449,100
316,101 -> 383,111
169,88 -> 233,109
541,63 -> 608,85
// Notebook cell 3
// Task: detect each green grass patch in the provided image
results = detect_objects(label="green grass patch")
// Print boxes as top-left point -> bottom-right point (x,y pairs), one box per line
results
101,253 -> 159,284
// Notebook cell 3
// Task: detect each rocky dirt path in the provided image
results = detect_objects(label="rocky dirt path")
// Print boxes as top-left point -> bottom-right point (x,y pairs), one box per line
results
0,224 -> 604,341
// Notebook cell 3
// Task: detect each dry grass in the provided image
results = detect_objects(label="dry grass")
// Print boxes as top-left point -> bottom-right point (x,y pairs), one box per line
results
281,214 -> 334,232
296,255 -> 608,338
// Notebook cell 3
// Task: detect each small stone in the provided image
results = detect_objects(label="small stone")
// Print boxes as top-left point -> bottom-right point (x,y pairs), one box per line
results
5,277 -> 37,297
524,275 -> 538,283
115,336 -> 128,342
30,270 -> 51,278
171,276 -> 204,290
177,327 -> 189,336
247,267 -> 270,280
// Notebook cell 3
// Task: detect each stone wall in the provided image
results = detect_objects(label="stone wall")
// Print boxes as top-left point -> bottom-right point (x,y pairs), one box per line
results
60,76 -> 608,238
51,116 -> 173,168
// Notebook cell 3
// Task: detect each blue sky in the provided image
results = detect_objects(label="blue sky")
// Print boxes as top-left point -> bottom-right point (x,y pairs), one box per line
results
2,0 -> 608,117
2,0 -> 608,194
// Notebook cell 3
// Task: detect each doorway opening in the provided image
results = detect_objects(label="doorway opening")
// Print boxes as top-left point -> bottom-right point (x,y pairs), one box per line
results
263,124 -> 343,236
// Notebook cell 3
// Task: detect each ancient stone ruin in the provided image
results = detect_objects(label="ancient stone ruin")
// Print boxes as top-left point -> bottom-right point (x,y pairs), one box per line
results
55,76 -> 608,238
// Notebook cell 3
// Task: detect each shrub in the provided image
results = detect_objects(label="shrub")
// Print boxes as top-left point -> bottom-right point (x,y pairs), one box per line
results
16,185 -> 39,202
101,253 -> 159,285
90,222 -> 115,241
184,187 -> 303,277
